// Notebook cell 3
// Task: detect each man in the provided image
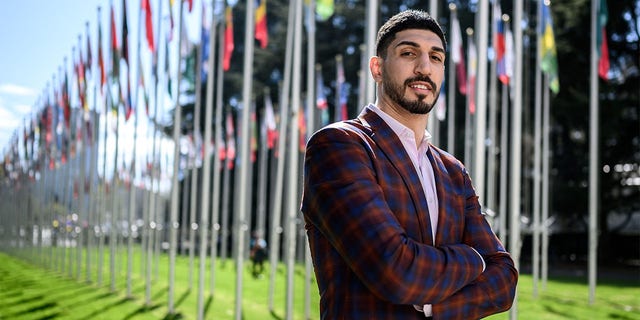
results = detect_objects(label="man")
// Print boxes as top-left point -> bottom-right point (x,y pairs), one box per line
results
301,10 -> 518,319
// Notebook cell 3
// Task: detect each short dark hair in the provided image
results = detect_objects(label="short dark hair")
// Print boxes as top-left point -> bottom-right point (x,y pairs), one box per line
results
375,10 -> 447,58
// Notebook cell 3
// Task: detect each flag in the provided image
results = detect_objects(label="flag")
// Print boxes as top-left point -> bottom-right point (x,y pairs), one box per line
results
494,3 -> 508,85
142,0 -> 155,52
298,106 -> 307,150
86,24 -> 93,74
597,0 -> 609,80
223,6 -> 235,71
251,108 -> 258,162
315,66 -> 329,125
504,20 -> 514,87
436,79 -> 446,121
264,92 -> 278,149
225,111 -> 236,169
467,35 -> 477,114
110,4 -> 120,79
185,0 -> 193,12
98,8 -> 106,95
62,69 -> 71,128
255,0 -> 268,48
165,28 -> 172,97
200,2 -> 210,81
450,10 -> 467,95
316,0 -> 334,21
122,0 -> 133,120
539,1 -> 559,94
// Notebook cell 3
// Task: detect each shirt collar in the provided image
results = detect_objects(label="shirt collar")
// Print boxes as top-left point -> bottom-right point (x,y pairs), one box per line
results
367,104 -> 432,148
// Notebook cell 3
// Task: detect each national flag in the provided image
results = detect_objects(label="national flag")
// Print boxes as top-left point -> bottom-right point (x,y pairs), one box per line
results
225,111 -> 236,169
98,8 -> 106,95
165,28 -> 172,96
504,20 -> 514,87
62,69 -> 71,128
255,0 -> 268,48
494,3 -> 508,84
251,108 -> 258,162
86,23 -> 93,74
315,66 -> 329,125
450,10 -> 467,95
122,0 -> 130,65
110,4 -> 120,80
597,0 -> 609,80
200,2 -> 210,81
316,0 -> 334,21
467,35 -> 477,114
436,79 -> 446,121
168,0 -> 175,41
264,91 -> 278,149
185,0 -> 193,12
539,1 -> 559,94
298,106 -> 307,151
223,6 -> 235,71
142,0 -> 155,52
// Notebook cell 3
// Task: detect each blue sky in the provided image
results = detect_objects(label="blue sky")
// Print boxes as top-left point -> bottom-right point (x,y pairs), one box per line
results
0,0 -> 207,158
0,1 -> 103,153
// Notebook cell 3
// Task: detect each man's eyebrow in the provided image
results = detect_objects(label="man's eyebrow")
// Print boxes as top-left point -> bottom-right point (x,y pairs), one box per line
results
395,40 -> 445,54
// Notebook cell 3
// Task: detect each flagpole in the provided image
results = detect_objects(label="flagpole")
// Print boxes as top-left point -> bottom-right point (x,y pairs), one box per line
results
145,0 -> 163,306
268,0 -> 295,311
304,3 -> 316,317
210,11 -> 226,293
168,0 -> 185,313
285,0 -> 303,317
509,0 -> 524,317
464,29 -> 474,169
541,73 -> 551,290
486,0 -> 499,227
473,0 -> 489,205
364,0 -> 377,104
588,0 -> 600,305
233,0 -> 257,317
77,33 -> 88,283
447,4 -> 457,156
198,2 -> 219,317
532,0 -> 544,299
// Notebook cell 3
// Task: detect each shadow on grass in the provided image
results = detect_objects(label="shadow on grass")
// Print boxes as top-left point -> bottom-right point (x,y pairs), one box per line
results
270,310 -> 284,320
175,289 -> 191,308
9,301 -> 58,318
162,311 -> 185,319
123,302 -> 163,320
81,295 -> 135,319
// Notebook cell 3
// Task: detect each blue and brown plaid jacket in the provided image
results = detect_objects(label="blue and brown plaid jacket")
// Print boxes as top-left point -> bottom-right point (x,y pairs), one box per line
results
301,105 -> 517,319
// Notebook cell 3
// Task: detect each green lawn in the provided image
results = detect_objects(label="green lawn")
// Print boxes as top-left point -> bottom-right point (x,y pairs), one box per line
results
0,248 -> 638,319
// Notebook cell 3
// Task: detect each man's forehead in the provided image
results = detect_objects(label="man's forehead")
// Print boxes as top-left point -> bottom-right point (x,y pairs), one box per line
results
392,29 -> 444,48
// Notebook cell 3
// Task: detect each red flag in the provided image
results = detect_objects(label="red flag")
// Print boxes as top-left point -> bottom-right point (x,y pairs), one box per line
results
450,10 -> 467,95
255,0 -> 268,48
225,111 -> 236,169
597,0 -> 609,80
110,4 -> 119,78
223,7 -> 234,71
251,109 -> 258,162
467,36 -> 477,114
98,8 -> 106,95
264,92 -> 278,149
298,107 -> 307,151
142,0 -> 155,52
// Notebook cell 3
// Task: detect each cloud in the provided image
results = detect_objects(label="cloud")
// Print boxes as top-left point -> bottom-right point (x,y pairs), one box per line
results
0,83 -> 37,97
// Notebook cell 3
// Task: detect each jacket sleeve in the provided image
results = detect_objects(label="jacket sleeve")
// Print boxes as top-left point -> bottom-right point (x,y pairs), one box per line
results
432,165 -> 518,319
301,124 -> 486,305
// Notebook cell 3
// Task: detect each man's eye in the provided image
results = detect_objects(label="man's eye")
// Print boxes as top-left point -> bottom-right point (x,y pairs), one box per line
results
401,51 -> 416,57
431,55 -> 443,62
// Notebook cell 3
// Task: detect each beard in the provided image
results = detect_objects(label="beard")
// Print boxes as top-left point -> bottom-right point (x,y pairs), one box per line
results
382,72 -> 440,115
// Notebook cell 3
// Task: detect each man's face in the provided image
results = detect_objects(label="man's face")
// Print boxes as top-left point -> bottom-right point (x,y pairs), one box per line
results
376,29 -> 445,115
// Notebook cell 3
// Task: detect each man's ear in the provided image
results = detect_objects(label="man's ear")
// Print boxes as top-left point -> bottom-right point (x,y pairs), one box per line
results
369,56 -> 383,82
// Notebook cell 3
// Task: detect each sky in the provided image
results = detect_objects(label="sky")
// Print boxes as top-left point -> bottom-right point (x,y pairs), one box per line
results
0,1 -> 104,153
0,0 -> 206,159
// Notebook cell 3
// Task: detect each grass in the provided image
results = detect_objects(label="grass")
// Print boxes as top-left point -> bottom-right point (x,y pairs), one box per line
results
0,247 -> 638,319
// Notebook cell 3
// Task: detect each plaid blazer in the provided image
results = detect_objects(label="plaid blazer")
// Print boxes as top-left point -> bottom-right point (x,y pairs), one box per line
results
301,106 -> 517,319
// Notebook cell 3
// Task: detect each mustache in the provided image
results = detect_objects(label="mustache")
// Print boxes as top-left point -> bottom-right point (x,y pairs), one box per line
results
404,76 -> 437,92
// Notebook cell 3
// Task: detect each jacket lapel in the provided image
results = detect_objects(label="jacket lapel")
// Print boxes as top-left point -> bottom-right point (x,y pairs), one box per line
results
358,107 -> 433,245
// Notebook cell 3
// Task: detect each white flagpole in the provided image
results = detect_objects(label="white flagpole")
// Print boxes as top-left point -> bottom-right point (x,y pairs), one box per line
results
304,2 -> 316,317
168,0 -> 185,313
268,0 -> 295,311
447,4 -> 458,156
473,0 -> 489,204
509,0 -> 524,318
210,12 -> 226,292
427,0 -> 439,146
531,0 -> 543,299
364,0 -> 378,104
285,0 -> 303,317
588,0 -> 600,305
486,0 -> 499,226
198,1 -> 220,317
541,74 -> 550,290
234,0 -> 257,318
